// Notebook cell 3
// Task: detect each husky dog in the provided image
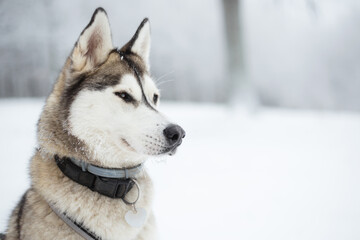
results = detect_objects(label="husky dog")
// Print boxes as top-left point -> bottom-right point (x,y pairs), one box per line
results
2,7 -> 185,240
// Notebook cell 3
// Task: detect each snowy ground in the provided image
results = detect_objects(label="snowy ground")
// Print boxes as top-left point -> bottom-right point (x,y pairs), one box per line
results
1,99 -> 360,239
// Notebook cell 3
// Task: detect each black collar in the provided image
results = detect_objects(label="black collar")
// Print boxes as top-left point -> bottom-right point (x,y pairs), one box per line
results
54,155 -> 137,199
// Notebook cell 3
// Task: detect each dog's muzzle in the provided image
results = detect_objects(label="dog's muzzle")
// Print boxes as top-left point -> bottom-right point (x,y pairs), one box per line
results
163,124 -> 185,154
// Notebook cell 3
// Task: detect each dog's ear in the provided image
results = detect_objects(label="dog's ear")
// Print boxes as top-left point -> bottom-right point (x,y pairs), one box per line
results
70,8 -> 113,73
121,18 -> 151,69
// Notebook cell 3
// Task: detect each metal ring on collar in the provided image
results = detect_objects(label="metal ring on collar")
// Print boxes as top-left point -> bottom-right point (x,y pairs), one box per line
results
122,179 -> 141,205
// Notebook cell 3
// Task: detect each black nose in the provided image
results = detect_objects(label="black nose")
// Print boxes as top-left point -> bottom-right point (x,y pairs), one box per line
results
163,124 -> 186,146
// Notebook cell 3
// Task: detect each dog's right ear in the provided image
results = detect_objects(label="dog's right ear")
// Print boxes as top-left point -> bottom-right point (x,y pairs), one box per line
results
120,18 -> 151,70
70,8 -> 113,73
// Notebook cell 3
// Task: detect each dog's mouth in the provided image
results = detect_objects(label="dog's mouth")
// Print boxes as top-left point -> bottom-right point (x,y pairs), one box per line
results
142,138 -> 183,156
167,139 -> 183,156
168,147 -> 178,156
122,130 -> 185,156
121,138 -> 137,153
155,136 -> 184,156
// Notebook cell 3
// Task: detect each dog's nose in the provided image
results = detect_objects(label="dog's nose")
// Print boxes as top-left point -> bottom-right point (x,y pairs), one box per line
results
163,124 -> 185,146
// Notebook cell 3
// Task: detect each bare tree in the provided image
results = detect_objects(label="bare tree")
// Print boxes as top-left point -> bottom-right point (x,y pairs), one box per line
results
221,0 -> 257,107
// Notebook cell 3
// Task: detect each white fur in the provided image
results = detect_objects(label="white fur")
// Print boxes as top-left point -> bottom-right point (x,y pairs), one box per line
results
143,75 -> 160,107
68,74 -> 170,168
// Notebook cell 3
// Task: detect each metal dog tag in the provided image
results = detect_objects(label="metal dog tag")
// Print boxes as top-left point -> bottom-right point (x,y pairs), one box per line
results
125,207 -> 147,228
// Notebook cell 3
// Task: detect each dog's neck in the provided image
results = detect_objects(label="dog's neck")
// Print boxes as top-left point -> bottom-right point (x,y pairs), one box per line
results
85,147 -> 147,169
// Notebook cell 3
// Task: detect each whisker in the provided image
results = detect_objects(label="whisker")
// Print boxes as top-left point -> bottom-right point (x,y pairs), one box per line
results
157,79 -> 175,87
154,71 -> 175,84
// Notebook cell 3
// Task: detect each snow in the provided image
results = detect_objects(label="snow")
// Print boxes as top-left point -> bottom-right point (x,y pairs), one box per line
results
1,99 -> 360,239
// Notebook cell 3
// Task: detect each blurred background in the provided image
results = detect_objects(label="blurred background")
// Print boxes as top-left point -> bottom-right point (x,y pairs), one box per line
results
1,0 -> 360,239
1,0 -> 360,110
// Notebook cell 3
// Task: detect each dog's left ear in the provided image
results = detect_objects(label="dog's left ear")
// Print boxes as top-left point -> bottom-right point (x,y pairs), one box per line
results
121,18 -> 151,69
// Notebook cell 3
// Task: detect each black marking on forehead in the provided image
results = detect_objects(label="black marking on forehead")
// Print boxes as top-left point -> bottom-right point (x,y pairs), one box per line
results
117,50 -> 157,112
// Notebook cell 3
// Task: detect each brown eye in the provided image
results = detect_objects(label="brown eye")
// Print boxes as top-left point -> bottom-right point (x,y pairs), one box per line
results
114,91 -> 134,103
153,94 -> 159,104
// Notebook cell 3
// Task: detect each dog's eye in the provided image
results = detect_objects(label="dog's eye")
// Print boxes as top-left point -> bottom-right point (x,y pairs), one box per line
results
114,91 -> 134,103
153,94 -> 159,104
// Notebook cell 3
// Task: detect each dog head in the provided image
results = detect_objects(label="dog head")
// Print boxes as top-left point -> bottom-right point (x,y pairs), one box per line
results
41,8 -> 185,167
